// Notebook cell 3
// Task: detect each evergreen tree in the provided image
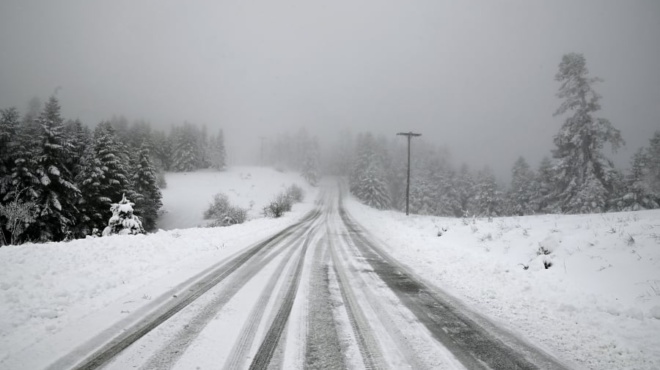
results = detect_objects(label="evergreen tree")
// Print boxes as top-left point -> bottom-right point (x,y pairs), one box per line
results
534,157 -> 556,213
351,133 -> 390,209
171,123 -> 199,172
0,107 -> 20,197
63,119 -> 92,180
209,129 -> 227,170
507,156 -> 537,215
29,96 -> 81,241
132,143 -> 163,231
472,167 -> 503,217
102,194 -> 145,236
151,129 -> 172,171
647,132 -> 660,202
77,123 -> 134,236
456,164 -> 476,217
75,145 -> 107,236
551,53 -> 624,213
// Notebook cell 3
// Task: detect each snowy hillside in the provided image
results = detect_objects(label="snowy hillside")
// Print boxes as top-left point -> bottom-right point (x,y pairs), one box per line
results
345,197 -> 660,369
158,166 -> 314,230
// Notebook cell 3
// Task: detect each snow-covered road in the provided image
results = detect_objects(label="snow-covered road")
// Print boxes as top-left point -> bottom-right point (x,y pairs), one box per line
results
24,184 -> 569,370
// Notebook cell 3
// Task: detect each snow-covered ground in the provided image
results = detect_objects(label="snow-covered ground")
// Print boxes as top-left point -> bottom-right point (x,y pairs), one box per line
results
344,197 -> 660,370
158,166 -> 310,230
0,167 -> 316,368
1,169 -> 659,369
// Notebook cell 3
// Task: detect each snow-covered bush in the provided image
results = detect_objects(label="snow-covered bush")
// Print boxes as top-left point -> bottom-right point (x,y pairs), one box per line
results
102,195 -> 145,236
264,193 -> 292,218
203,193 -> 247,227
285,184 -> 305,203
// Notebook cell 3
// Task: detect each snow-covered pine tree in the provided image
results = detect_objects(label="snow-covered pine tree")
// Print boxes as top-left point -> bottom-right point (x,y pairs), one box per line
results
0,107 -> 20,197
150,129 -> 173,171
534,157 -> 556,213
408,150 -> 440,215
472,166 -> 503,217
21,97 -> 43,140
615,149 -> 657,210
507,156 -> 537,215
456,164 -> 476,217
209,129 -> 227,170
647,132 -> 660,204
131,142 -> 163,231
301,137 -> 320,186
351,133 -> 390,209
30,96 -> 81,241
75,145 -> 107,236
76,123 -> 135,236
171,123 -> 199,172
550,53 -> 624,214
63,118 -> 92,180
102,194 -> 145,236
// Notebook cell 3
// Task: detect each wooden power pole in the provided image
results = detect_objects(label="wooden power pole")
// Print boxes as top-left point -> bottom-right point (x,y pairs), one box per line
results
397,131 -> 422,216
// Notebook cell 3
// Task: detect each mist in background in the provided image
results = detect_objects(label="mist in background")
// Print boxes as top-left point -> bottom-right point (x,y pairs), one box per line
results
1,0 -> 659,179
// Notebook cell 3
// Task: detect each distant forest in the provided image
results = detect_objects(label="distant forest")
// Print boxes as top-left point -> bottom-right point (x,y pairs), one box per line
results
336,54 -> 660,217
2,53 -> 659,246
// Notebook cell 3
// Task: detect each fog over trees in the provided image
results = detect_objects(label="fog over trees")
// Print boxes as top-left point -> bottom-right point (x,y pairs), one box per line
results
1,1 -> 659,244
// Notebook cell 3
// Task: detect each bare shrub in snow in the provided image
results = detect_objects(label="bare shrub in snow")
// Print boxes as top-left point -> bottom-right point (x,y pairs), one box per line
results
537,246 -> 552,255
204,193 -> 247,227
0,197 -> 36,245
264,193 -> 292,218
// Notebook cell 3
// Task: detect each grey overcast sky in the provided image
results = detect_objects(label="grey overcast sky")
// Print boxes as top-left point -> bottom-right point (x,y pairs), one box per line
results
1,0 -> 659,177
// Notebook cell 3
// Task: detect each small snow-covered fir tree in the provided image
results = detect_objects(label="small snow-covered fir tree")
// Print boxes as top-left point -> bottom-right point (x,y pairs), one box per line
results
102,194 -> 145,236
550,53 -> 624,213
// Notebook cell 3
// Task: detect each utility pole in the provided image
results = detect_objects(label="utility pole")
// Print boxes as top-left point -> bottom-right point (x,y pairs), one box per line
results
397,131 -> 422,216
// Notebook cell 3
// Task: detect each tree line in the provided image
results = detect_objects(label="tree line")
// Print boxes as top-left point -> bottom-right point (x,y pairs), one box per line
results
342,53 -> 660,216
0,96 -> 227,245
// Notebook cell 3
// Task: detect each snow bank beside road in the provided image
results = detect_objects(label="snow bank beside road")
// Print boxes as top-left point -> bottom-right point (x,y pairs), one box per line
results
0,167 -> 317,367
345,198 -> 660,370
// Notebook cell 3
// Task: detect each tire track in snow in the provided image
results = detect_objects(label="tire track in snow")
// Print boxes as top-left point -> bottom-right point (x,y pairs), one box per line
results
221,240 -> 300,370
52,208 -> 321,370
337,189 -> 568,370
248,222 -> 320,370
305,236 -> 346,370
138,235 -> 304,369
328,225 -> 386,370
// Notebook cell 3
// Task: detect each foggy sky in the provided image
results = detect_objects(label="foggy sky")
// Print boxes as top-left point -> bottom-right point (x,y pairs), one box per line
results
1,0 -> 659,179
